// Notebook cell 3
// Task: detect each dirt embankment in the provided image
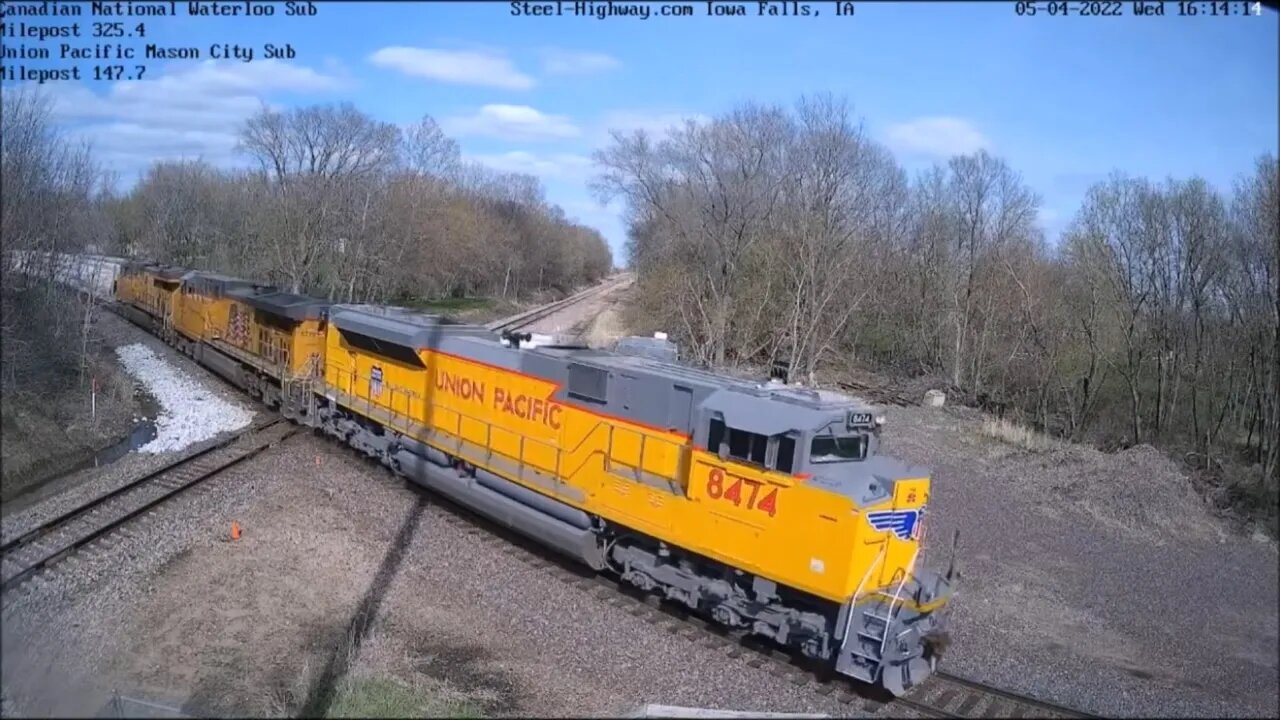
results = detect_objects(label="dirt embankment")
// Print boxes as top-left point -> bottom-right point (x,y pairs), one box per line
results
879,402 -> 1278,717
1,312 -> 149,508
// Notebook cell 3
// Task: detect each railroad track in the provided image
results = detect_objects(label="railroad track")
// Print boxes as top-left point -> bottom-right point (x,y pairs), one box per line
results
895,671 -> 1093,718
485,273 -> 633,335
0,418 -> 300,594
338,451 -> 1095,720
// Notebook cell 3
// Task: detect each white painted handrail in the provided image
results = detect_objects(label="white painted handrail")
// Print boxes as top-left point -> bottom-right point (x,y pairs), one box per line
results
840,542 -> 886,643
880,545 -> 921,656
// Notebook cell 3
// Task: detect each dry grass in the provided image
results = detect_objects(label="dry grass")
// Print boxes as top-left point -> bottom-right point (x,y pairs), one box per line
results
581,303 -> 627,349
978,416 -> 1063,452
326,675 -> 481,719
266,658 -> 314,717
321,621 -> 489,719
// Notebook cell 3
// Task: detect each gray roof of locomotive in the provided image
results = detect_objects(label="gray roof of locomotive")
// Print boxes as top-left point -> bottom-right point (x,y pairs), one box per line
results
186,271 -> 258,295
325,304 -> 928,500
328,305 -> 502,349
545,347 -> 877,411
229,287 -> 329,322
327,299 -> 880,404
153,265 -> 193,282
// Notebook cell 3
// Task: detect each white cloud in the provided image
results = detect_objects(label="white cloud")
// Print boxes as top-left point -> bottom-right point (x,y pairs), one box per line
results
467,151 -> 593,180
540,49 -> 620,75
884,116 -> 990,160
441,104 -> 580,141
34,59 -> 344,180
369,47 -> 534,90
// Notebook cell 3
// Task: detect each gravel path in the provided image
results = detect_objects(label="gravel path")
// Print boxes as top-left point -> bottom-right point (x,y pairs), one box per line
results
522,276 -> 634,339
881,404 -> 1279,718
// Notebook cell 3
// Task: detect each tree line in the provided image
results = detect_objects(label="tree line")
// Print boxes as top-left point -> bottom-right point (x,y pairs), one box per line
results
110,102 -> 612,302
1,87 -> 611,401
593,94 -> 1278,520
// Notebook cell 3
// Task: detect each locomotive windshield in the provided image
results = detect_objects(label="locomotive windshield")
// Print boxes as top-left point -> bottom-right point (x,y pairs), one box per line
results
809,428 -> 868,463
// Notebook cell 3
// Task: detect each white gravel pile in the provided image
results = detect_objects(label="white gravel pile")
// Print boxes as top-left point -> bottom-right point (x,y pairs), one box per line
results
113,343 -> 255,453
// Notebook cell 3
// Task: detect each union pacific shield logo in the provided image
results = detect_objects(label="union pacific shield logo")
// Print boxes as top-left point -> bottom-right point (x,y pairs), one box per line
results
866,504 -> 926,541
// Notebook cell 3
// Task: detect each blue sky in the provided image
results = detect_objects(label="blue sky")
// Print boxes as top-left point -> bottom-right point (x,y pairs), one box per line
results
6,0 -> 1277,259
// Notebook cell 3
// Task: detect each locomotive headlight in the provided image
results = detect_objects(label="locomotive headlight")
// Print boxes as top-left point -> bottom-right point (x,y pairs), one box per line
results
875,414 -> 886,426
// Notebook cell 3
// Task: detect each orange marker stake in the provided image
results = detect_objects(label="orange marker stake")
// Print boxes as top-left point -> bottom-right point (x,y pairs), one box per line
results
230,521 -> 241,541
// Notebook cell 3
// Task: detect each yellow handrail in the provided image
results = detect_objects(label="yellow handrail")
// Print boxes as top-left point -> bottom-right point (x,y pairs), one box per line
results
324,360 -> 689,492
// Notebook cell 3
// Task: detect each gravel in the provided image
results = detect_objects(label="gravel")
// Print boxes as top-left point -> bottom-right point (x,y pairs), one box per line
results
880,404 -> 1279,718
522,277 -> 633,339
1,310 -> 266,545
114,343 -> 255,454
0,434 -> 296,717
1,432 -> 872,718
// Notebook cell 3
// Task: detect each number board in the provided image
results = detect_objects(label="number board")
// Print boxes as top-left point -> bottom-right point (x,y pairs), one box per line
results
848,412 -> 874,428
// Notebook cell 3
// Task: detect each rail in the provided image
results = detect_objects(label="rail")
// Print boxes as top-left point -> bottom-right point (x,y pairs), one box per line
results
485,273 -> 632,334
0,419 -> 299,593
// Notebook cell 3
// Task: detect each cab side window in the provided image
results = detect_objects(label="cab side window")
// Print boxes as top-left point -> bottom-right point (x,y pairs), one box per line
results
708,417 -> 726,452
729,428 -> 767,464
775,435 -> 796,473
708,415 -> 794,473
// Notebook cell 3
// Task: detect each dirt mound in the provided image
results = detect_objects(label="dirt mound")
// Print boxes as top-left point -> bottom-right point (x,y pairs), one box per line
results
1116,443 -> 1187,478
1030,442 -> 1227,544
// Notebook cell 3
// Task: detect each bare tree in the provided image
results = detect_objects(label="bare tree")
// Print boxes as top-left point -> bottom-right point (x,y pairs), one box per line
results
594,105 -> 790,366
238,102 -> 401,293
1,86 -> 106,398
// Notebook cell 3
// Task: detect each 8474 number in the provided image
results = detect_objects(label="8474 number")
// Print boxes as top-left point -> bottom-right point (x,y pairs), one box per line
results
705,468 -> 779,517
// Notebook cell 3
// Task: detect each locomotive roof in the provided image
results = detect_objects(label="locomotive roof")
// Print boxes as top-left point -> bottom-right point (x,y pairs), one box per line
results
153,265 -> 192,281
328,304 -> 495,348
231,288 -> 329,321
187,271 -> 257,293
328,304 -> 877,417
539,348 -> 876,413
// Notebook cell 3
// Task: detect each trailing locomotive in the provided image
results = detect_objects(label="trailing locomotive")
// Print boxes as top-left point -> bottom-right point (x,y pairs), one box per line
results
112,262 -> 956,696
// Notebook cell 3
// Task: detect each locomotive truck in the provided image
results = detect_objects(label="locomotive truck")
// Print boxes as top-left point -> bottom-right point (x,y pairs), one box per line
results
112,260 -> 956,696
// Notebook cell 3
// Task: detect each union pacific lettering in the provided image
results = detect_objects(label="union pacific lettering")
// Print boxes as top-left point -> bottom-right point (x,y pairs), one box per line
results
435,370 -> 563,430
437,370 -> 486,404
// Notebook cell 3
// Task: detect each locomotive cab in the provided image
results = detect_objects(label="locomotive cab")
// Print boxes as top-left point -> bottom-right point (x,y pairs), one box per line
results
691,382 -> 953,695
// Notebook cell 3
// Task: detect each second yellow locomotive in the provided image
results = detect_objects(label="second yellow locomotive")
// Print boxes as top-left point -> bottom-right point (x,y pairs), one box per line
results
114,266 -> 955,696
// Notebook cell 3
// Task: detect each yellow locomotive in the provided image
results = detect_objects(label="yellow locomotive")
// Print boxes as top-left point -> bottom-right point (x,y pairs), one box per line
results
114,267 -> 955,696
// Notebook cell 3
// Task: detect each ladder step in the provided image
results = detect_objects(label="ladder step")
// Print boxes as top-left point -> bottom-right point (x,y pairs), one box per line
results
849,646 -> 881,661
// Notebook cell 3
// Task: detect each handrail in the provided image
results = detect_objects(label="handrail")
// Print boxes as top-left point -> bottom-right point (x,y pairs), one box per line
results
841,542 -> 886,643
880,545 -> 920,657
325,361 -> 688,490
